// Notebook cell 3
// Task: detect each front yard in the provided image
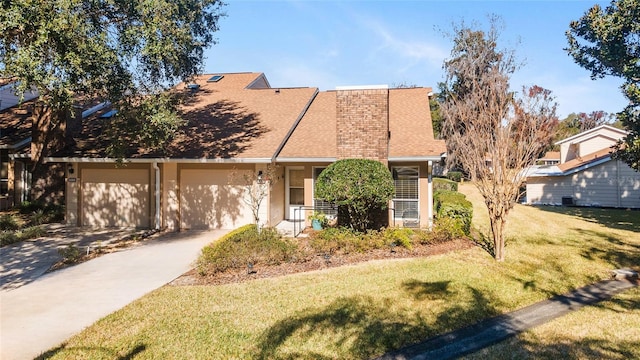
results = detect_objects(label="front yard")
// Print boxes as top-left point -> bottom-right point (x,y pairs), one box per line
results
39,183 -> 640,359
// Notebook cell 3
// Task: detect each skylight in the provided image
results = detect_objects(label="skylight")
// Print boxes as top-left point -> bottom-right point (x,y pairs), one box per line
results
207,75 -> 224,83
100,109 -> 118,118
186,83 -> 200,90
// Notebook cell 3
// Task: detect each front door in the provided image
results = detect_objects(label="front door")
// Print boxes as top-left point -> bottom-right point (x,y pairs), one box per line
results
286,167 -> 305,221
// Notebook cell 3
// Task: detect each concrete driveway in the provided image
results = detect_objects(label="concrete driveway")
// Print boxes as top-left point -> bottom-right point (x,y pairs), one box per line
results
0,228 -> 227,360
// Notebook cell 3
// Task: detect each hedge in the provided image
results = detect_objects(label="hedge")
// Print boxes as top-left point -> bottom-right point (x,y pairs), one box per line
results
433,178 -> 458,192
434,190 -> 473,235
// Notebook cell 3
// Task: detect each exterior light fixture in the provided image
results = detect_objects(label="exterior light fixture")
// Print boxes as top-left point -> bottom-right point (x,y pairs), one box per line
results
257,170 -> 264,184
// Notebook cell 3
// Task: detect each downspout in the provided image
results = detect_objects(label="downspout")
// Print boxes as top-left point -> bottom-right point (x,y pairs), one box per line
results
616,160 -> 621,208
153,162 -> 161,230
427,160 -> 434,229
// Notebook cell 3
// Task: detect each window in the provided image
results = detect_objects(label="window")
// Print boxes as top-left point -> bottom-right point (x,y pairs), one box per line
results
313,167 -> 337,217
392,166 -> 419,219
288,169 -> 305,206
207,75 -> 224,82
1,150 -> 9,196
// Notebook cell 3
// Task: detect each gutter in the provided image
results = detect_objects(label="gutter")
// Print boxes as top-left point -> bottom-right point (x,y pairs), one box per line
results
43,157 -> 274,164
152,162 -> 161,230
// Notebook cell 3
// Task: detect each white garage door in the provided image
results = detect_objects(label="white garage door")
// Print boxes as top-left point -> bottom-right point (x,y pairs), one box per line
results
180,169 -> 252,229
82,168 -> 150,228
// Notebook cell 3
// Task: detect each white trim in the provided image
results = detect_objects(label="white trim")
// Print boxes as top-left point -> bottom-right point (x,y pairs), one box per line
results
44,157 -> 273,164
275,157 -> 337,163
388,156 -> 443,162
527,156 -> 612,177
555,125 -> 628,145
285,166 -> 305,221
335,84 -> 388,90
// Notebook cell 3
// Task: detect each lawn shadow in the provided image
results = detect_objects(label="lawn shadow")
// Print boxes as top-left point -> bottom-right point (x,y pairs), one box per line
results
467,335 -> 640,359
35,343 -> 146,359
576,229 -> 640,269
255,284 -> 498,359
534,206 -> 640,233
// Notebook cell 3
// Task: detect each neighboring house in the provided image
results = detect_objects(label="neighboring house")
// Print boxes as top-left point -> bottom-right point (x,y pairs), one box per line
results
536,151 -> 560,165
42,72 -> 446,230
0,83 -> 39,209
525,125 -> 640,208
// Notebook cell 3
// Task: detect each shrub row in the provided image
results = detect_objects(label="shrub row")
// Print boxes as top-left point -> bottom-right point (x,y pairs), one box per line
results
434,190 -> 473,236
0,226 -> 47,247
196,219 -> 467,276
196,224 -> 299,275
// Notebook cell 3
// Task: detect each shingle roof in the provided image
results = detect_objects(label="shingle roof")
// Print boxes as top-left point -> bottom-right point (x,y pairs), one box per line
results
277,87 -> 446,160
388,88 -> 446,158
0,102 -> 32,150
62,73 -> 318,159
539,151 -> 560,161
557,147 -> 613,173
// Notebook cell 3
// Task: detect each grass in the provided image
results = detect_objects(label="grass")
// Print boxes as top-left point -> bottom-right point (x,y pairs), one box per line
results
39,183 -> 640,359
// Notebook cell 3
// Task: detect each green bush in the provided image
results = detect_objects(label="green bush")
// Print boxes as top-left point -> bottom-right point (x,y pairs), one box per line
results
58,244 -> 83,264
381,227 -> 414,250
197,224 -> 299,275
0,231 -> 19,246
17,225 -> 47,240
434,190 -> 473,235
315,159 -> 394,232
433,178 -> 458,192
0,214 -> 20,231
446,171 -> 463,182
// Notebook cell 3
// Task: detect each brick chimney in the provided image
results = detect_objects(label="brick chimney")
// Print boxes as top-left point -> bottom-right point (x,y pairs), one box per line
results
336,85 -> 389,164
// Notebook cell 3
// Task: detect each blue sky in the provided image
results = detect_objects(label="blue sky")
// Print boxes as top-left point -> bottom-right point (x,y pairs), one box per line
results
202,0 -> 627,118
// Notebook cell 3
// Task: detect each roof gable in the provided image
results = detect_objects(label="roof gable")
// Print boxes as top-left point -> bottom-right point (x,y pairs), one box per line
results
555,125 -> 628,146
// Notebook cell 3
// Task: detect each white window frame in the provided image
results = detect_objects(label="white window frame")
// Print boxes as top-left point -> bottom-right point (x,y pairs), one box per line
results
392,166 -> 419,220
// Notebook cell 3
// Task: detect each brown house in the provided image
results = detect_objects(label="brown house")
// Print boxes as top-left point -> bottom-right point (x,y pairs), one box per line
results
40,72 -> 445,230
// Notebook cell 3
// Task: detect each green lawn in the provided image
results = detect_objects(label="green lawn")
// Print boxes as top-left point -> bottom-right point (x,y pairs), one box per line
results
40,183 -> 640,359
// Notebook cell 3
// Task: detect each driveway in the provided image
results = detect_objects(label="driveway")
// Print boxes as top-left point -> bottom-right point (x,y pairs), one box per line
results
0,228 -> 227,360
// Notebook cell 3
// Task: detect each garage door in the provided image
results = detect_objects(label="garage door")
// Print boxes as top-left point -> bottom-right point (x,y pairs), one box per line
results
82,168 -> 150,228
180,169 -> 252,229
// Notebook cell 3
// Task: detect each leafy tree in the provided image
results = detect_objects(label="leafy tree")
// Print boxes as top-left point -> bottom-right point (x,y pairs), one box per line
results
315,159 -> 394,232
0,0 -> 226,199
439,18 -> 558,261
566,0 -> 640,171
552,110 -> 616,147
429,94 -> 444,139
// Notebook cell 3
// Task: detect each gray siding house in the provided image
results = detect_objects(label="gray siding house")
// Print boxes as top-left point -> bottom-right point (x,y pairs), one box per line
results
526,125 -> 640,208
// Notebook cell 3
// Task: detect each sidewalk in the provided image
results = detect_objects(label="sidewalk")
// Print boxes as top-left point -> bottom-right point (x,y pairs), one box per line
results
376,274 -> 639,360
0,229 -> 227,360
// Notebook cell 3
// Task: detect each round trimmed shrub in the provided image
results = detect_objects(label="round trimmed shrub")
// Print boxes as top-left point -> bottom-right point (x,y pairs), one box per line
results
315,159 -> 394,232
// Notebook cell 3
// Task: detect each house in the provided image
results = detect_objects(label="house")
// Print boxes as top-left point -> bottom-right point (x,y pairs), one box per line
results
39,72 -> 445,230
0,82 -> 39,209
525,125 -> 640,208
536,151 -> 560,165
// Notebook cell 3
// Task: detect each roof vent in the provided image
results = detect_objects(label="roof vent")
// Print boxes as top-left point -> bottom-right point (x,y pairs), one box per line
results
186,83 -> 200,93
207,75 -> 224,83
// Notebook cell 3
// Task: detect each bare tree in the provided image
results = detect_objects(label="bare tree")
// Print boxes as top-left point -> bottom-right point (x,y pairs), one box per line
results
440,19 -> 558,261
229,164 -> 281,231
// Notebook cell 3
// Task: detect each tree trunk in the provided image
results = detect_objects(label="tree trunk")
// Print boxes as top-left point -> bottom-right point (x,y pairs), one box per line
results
490,214 -> 506,262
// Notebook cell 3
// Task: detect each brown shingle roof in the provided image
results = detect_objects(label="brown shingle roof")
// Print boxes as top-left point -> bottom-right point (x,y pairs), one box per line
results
557,147 -> 613,172
62,73 -> 318,159
0,102 -> 32,149
277,87 -> 445,160
277,91 -> 337,159
539,151 -> 560,161
388,88 -> 446,158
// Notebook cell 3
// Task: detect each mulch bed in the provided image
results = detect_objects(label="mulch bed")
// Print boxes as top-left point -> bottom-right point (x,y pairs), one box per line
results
169,238 -> 476,287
